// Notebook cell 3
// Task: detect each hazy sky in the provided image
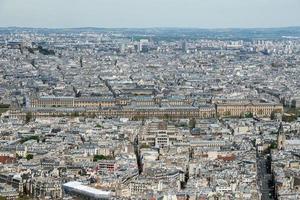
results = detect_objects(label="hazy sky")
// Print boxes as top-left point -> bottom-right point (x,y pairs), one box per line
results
0,0 -> 299,28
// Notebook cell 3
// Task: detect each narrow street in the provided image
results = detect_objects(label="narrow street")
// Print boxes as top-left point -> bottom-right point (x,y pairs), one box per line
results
98,75 -> 117,98
133,135 -> 143,174
257,154 -> 276,200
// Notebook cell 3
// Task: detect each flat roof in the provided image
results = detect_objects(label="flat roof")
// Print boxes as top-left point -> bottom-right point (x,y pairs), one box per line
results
40,96 -> 74,99
63,181 -> 111,196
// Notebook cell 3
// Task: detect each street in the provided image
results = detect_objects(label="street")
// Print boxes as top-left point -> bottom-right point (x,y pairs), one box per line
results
257,154 -> 276,200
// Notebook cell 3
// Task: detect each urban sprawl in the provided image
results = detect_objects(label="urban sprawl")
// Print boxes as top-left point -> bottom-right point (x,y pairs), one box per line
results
0,28 -> 300,200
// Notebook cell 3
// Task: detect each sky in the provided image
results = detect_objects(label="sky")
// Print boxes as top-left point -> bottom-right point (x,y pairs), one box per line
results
0,0 -> 299,28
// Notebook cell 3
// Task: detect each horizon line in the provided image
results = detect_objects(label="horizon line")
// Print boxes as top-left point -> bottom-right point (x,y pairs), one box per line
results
1,25 -> 300,30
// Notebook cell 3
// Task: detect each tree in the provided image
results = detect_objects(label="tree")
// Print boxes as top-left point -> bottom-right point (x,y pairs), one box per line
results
163,114 -> 171,120
0,104 -> 10,116
16,153 -> 22,159
244,112 -> 253,118
132,115 -> 145,121
224,111 -> 231,117
26,154 -> 33,160
95,124 -> 103,128
90,112 -> 96,118
189,118 -> 196,129
93,154 -> 113,162
17,196 -> 31,200
20,135 -> 39,144
0,104 -> 10,108
71,112 -> 79,118
270,141 -> 277,149
270,111 -> 276,120
79,169 -> 86,176
25,112 -> 32,123
140,144 -> 150,149
282,114 -> 297,122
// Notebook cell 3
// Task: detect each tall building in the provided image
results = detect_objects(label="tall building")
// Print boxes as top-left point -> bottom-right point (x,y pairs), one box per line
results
139,39 -> 149,53
277,123 -> 286,150
181,41 -> 187,52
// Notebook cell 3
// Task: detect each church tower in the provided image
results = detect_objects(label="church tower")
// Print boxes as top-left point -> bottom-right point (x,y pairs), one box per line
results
277,123 -> 286,150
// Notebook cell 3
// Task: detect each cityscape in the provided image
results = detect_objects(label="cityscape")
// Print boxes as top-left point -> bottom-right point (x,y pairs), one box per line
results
1,1 -> 300,200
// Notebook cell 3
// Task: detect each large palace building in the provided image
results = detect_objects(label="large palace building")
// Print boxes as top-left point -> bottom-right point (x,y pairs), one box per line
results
30,96 -> 117,108
216,102 -> 283,118
19,96 -> 283,119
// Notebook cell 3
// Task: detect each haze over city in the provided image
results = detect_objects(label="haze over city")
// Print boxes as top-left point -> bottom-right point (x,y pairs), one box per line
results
0,0 -> 300,28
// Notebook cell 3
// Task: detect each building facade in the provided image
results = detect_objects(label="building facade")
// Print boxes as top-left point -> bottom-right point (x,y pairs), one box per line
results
216,102 -> 283,118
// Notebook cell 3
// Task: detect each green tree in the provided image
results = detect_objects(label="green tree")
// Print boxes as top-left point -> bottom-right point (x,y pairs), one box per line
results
71,112 -> 79,118
270,141 -> 277,149
90,112 -> 96,118
0,104 -> 10,108
244,112 -> 253,118
26,154 -> 33,160
20,135 -> 39,144
270,111 -> 276,120
25,112 -> 32,123
16,153 -> 22,159
189,118 -> 196,129
140,144 -> 150,149
93,154 -> 113,162
163,114 -> 171,120
17,196 -> 31,200
224,111 -> 231,117
95,124 -> 103,128
282,113 -> 297,122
